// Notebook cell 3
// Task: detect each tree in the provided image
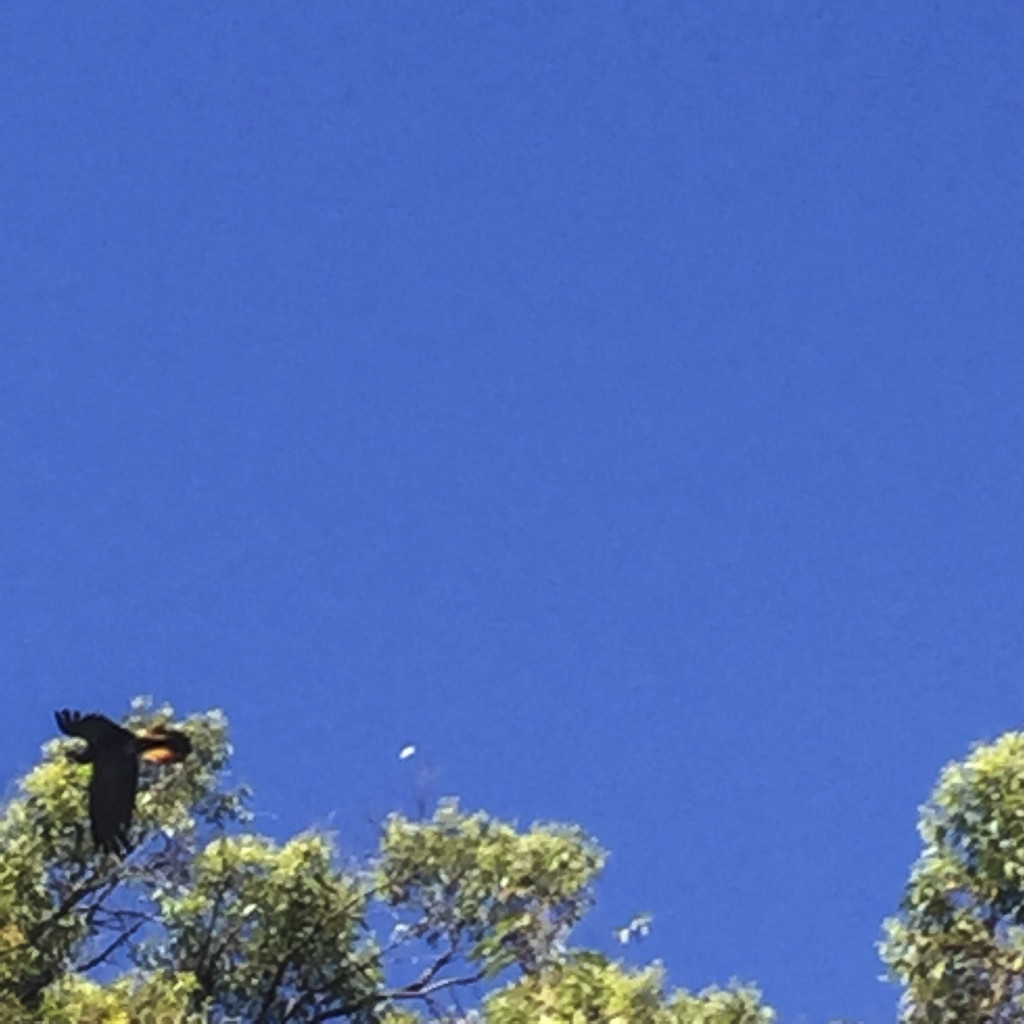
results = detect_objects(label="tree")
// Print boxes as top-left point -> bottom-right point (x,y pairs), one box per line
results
881,731 -> 1024,1022
0,699 -> 775,1023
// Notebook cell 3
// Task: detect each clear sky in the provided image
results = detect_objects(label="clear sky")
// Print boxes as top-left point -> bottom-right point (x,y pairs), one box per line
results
2,4 -> 1023,1021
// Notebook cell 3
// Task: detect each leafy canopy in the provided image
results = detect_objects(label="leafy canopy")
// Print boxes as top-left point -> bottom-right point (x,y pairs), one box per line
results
0,700 -> 774,1024
882,731 -> 1024,1023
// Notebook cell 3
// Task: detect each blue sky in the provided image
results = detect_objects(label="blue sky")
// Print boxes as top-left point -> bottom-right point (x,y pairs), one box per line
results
2,3 -> 1023,1020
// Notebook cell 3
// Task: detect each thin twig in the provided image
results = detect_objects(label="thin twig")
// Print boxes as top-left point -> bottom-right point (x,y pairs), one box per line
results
74,920 -> 145,973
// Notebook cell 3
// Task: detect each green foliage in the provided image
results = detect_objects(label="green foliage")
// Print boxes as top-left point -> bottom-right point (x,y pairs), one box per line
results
377,799 -> 605,976
486,953 -> 774,1024
40,972 -> 203,1024
881,730 -> 1024,1022
0,700 -> 779,1023
152,832 -> 380,1021
0,699 -> 248,1017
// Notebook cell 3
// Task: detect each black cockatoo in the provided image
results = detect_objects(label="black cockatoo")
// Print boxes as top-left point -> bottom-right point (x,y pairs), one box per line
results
54,709 -> 192,856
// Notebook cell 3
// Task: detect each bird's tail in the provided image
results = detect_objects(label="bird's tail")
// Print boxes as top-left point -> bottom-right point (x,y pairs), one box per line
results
138,727 -> 192,764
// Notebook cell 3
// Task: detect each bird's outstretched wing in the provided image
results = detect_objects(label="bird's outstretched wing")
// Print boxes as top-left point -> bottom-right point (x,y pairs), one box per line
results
88,748 -> 138,856
54,709 -> 134,746
55,709 -> 138,856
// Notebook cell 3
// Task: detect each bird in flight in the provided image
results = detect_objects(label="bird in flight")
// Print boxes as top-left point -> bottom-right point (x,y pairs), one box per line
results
54,709 -> 192,856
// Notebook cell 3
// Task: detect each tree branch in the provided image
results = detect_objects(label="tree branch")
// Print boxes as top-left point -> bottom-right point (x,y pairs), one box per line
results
74,920 -> 145,973
388,969 -> 487,1001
